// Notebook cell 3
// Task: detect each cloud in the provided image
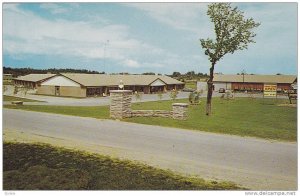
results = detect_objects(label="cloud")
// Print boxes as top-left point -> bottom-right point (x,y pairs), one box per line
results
218,3 -> 298,74
124,59 -> 140,68
125,3 -> 213,36
3,3 -> 297,75
4,3 -> 200,72
128,3 -> 297,74
3,4 -> 173,69
3,3 -> 21,12
123,59 -> 165,69
40,3 -> 69,14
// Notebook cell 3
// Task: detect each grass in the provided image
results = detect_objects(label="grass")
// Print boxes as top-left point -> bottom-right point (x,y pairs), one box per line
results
4,97 -> 297,141
3,95 -> 43,102
4,105 -> 110,119
3,142 -> 241,190
3,80 -> 13,85
127,98 -> 297,141
184,81 -> 197,89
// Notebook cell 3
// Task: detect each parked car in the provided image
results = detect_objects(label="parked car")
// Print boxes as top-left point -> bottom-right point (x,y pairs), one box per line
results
182,88 -> 195,92
218,88 -> 225,93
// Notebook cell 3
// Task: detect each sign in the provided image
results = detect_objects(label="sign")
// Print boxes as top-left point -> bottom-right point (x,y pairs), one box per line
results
264,84 -> 277,97
118,80 -> 124,89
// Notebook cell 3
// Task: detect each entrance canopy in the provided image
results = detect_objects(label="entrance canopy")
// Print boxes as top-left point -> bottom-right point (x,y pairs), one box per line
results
150,79 -> 166,87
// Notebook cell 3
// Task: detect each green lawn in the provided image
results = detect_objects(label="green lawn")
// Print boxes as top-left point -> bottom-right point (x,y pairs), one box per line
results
3,80 -> 13,85
3,95 -> 43,102
184,81 -> 197,89
4,97 -> 297,141
3,142 -> 241,190
128,98 -> 297,141
4,105 -> 110,119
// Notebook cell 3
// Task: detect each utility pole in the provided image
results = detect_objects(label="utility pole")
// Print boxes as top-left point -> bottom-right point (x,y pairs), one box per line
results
103,40 -> 109,73
241,69 -> 246,83
241,69 -> 246,91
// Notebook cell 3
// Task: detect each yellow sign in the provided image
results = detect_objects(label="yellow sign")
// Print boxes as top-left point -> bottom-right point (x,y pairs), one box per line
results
264,84 -> 277,97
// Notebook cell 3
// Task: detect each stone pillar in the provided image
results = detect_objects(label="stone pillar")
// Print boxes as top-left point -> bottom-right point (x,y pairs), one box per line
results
110,90 -> 133,119
172,103 -> 189,120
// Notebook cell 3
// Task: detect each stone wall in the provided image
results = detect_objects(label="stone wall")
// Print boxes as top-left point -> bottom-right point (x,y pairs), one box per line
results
110,90 -> 132,119
109,90 -> 188,120
131,110 -> 172,118
172,103 -> 188,120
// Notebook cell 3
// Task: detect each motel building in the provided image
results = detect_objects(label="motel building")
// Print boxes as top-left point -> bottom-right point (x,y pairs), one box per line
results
13,73 -> 184,98
13,74 -> 56,89
197,74 -> 297,92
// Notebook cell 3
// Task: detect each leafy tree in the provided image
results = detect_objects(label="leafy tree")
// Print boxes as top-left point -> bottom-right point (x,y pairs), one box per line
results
197,72 -> 206,77
186,71 -> 196,80
142,72 -> 156,75
186,71 -> 195,76
188,92 -> 195,104
172,72 -> 181,77
194,90 -> 203,103
3,67 -> 105,77
189,90 -> 203,104
200,3 -> 260,115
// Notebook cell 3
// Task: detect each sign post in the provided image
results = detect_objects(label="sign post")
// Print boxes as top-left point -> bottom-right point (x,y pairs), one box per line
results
263,84 -> 277,104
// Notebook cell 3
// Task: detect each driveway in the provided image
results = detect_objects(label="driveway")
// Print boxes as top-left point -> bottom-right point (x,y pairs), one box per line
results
4,91 -> 192,106
3,109 -> 297,190
4,84 -> 289,106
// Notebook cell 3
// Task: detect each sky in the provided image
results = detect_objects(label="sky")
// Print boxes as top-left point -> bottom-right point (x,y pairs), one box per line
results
2,2 -> 298,75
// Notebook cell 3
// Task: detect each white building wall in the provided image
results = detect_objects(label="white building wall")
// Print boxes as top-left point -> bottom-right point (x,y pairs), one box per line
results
41,76 -> 80,87
214,82 -> 231,91
150,79 -> 166,86
197,82 -> 207,91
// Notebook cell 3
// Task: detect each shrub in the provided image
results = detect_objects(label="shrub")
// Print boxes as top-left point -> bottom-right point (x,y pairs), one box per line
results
134,91 -> 142,102
170,89 -> 178,101
157,92 -> 163,101
188,92 -> 195,103
13,86 -> 18,95
189,90 -> 203,104
220,90 -> 234,100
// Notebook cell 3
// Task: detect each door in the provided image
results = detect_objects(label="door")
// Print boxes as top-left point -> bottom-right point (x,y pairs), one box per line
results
55,86 -> 60,96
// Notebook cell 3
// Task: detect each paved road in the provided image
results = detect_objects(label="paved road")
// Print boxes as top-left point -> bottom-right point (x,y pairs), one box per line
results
3,109 -> 297,190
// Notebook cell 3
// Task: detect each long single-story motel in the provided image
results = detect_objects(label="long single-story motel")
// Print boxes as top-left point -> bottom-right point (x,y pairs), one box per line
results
197,74 -> 297,92
13,73 -> 184,97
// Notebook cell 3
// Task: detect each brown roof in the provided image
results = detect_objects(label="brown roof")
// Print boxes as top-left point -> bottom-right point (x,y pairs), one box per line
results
14,74 -> 56,82
213,74 -> 297,84
61,73 -> 183,87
